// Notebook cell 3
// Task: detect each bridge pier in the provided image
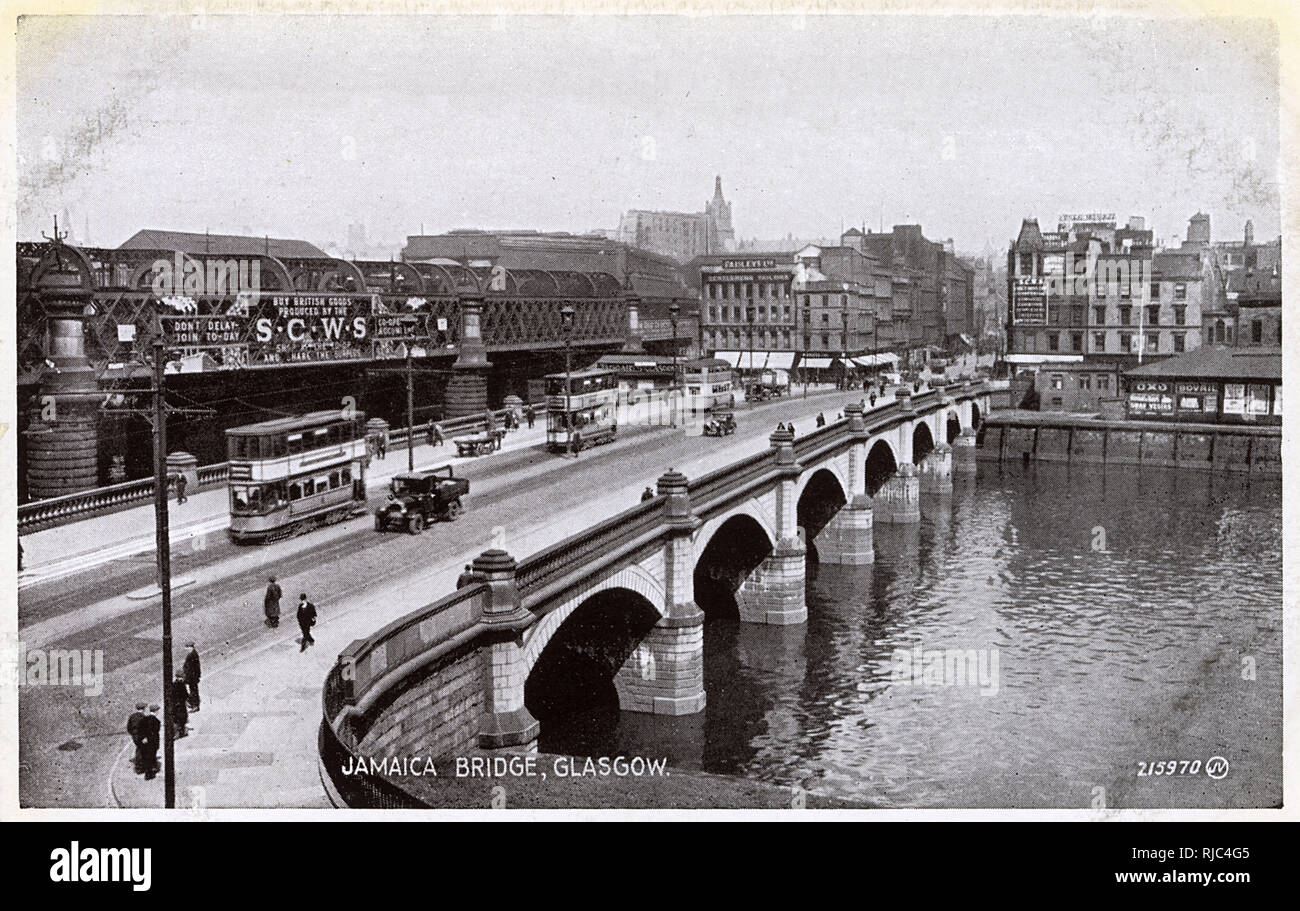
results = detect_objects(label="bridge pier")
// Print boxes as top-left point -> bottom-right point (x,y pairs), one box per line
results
444,290 -> 491,418
815,401 -> 875,564
613,468 -> 706,713
874,463 -> 921,523
814,496 -> 874,564
473,550 -> 540,752
26,293 -> 102,498
919,443 -> 953,495
613,607 -> 706,714
953,428 -> 978,476
737,428 -> 806,624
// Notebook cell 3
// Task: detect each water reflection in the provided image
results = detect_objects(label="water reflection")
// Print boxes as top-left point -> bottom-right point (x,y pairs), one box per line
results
542,463 -> 1281,808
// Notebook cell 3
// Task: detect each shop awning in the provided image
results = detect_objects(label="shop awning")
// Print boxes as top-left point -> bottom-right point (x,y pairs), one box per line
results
712,351 -> 742,366
1004,353 -> 1085,364
736,351 -> 768,370
766,351 -> 795,370
852,352 -> 899,368
800,356 -> 835,369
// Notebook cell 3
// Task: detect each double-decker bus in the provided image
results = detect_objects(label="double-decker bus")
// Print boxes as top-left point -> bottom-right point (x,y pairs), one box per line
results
545,368 -> 619,452
225,410 -> 368,542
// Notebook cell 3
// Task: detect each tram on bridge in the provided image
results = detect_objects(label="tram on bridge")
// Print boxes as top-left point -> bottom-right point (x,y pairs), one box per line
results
225,410 -> 368,542
545,368 -> 619,453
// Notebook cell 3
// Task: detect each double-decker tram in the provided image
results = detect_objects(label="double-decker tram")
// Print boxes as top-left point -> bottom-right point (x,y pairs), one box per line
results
225,410 -> 369,542
545,368 -> 619,452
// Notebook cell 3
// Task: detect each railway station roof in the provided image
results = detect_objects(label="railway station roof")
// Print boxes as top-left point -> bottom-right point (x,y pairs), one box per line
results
120,229 -> 329,259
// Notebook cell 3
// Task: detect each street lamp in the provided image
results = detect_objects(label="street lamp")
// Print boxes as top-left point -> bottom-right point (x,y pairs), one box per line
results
561,304 -> 576,457
668,300 -> 680,427
746,304 -> 756,398
841,294 -> 850,390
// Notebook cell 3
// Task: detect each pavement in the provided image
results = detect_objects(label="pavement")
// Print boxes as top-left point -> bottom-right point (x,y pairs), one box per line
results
15,384 -> 902,809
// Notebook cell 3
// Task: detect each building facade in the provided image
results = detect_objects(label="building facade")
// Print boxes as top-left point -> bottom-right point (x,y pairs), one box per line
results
1006,214 -> 1223,385
615,175 -> 736,262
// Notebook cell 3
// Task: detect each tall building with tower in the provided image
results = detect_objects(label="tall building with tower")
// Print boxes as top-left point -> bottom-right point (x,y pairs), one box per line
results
615,175 -> 736,262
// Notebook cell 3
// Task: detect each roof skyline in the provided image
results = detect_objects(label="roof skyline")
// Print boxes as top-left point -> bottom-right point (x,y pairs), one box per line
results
18,16 -> 1279,254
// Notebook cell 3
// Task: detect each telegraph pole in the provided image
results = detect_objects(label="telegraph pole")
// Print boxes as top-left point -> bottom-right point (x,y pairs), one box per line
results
152,332 -> 176,809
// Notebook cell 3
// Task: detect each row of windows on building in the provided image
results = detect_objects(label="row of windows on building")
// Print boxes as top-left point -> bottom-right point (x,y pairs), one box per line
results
1039,303 -> 1192,327
706,281 -> 792,300
707,328 -> 862,350
1032,330 -> 1191,354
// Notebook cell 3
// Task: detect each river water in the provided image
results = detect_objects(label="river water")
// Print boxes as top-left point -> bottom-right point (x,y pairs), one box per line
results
542,463 -> 1282,809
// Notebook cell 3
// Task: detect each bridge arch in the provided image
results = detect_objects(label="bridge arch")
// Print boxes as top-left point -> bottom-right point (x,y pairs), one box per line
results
946,410 -> 962,443
864,438 -> 898,496
797,467 -> 849,562
693,511 -> 776,619
520,562 -> 666,678
912,420 -> 935,464
522,583 -> 662,742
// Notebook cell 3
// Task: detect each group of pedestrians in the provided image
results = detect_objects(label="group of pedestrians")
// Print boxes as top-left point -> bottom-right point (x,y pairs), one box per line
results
127,641 -> 201,779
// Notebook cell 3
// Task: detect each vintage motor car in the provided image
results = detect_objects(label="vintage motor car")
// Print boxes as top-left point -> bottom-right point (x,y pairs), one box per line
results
374,465 -> 469,534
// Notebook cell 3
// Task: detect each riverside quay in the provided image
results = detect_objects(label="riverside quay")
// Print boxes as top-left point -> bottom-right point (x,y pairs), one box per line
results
12,13 -> 1286,818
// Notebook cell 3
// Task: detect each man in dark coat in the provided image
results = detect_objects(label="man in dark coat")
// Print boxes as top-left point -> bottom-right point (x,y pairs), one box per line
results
297,594 -> 317,651
456,564 -> 480,589
526,408 -> 535,429
182,642 -> 201,712
170,674 -> 189,738
140,706 -> 161,779
264,575 -> 282,627
640,486 -> 655,502
127,702 -> 148,774
174,473 -> 188,504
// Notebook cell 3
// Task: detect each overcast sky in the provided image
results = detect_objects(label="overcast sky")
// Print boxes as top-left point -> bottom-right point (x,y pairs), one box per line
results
17,13 -> 1281,254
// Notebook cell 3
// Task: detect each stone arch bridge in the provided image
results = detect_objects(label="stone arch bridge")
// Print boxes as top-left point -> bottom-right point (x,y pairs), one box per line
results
320,382 -> 990,806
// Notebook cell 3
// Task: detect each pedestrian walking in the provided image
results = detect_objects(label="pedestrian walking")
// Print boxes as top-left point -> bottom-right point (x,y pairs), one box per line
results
174,473 -> 188,504
297,594 -> 317,650
456,564 -> 479,589
431,422 -> 444,446
816,412 -> 825,427
127,702 -> 148,775
170,673 -> 190,738
640,486 -> 655,502
140,706 -> 161,779
264,575 -> 282,627
377,435 -> 387,460
870,392 -> 877,407
183,642 -> 201,712
526,408 -> 535,429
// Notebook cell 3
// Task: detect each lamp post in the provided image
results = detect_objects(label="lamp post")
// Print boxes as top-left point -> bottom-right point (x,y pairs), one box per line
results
746,304 -> 756,398
668,300 -> 680,427
841,294 -> 850,390
561,304 -> 576,457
